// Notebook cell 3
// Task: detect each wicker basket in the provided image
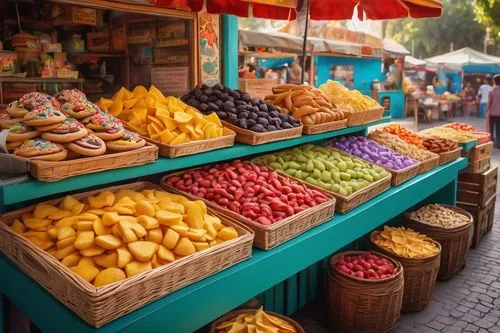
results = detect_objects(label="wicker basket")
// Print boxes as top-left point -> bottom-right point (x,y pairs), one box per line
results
438,147 -> 462,165
302,118 -> 347,135
462,141 -> 493,162
221,120 -> 303,145
0,182 -> 254,327
327,251 -> 404,333
208,309 -> 305,333
418,155 -> 440,174
369,231 -> 441,312
343,107 -> 384,126
160,168 -> 336,250
29,143 -> 158,182
405,205 -> 473,280
465,157 -> 491,174
140,127 -> 236,158
472,132 -> 491,145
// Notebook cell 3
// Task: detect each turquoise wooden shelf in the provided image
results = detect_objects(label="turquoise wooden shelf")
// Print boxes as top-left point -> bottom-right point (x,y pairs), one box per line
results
0,158 -> 467,333
1,118 -> 390,207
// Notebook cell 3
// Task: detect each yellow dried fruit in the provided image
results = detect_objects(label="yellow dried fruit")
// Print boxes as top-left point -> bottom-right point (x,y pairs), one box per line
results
80,245 -> 106,257
71,258 -> 100,283
146,228 -> 163,244
217,227 -> 238,241
117,247 -> 134,268
11,219 -> 26,234
125,261 -> 152,277
372,226 -> 440,259
173,237 -> 196,256
61,252 -> 81,267
128,241 -> 158,262
137,215 -> 159,230
135,200 -> 155,217
95,235 -> 122,250
93,251 -> 118,268
94,268 -> 126,287
155,210 -> 183,226
162,228 -> 180,250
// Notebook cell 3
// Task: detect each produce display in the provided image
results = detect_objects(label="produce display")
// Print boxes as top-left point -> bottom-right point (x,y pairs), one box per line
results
443,122 -> 474,132
3,90 -> 146,159
11,188 -> 238,287
380,124 -> 424,149
334,252 -> 398,280
372,226 -> 440,259
419,127 -> 479,143
165,160 -> 330,225
214,307 -> 297,333
181,84 -> 301,132
97,86 -> 227,145
422,136 -> 458,154
326,136 -> 418,171
408,204 -> 470,228
319,80 -> 381,112
368,130 -> 439,162
263,84 -> 346,125
253,145 -> 390,196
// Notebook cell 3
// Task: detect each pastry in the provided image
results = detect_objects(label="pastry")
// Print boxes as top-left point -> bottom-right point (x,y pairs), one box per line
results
66,133 -> 106,156
23,105 -> 66,127
14,138 -> 67,161
6,101 -> 29,118
7,123 -> 40,142
19,92 -> 59,110
82,112 -> 124,140
41,118 -> 87,143
56,89 -> 98,119
0,113 -> 23,128
105,130 -> 146,151
6,140 -> 23,151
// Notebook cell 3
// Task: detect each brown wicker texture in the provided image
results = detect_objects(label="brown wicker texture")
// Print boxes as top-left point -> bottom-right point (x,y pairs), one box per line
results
404,205 -> 473,280
161,171 -> 336,250
208,309 -> 305,333
418,155 -> 440,174
29,143 -> 158,182
0,182 -> 254,327
458,195 -> 496,248
462,141 -> 493,162
220,120 -> 303,145
327,251 -> 404,333
302,118 -> 347,135
438,147 -> 462,165
473,132 -> 492,145
140,127 -> 235,158
465,157 -> 491,174
369,231 -> 441,312
343,107 -> 384,126
459,166 -> 498,185
457,185 -> 496,207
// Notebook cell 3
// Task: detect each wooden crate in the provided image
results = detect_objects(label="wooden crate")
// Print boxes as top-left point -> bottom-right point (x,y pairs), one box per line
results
461,141 -> 493,162
457,183 -> 497,207
464,157 -> 491,174
457,194 -> 496,248
459,166 -> 498,187
238,78 -> 278,99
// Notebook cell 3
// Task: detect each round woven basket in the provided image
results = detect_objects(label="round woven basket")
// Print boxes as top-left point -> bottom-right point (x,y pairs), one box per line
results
208,309 -> 305,333
327,251 -> 404,333
405,205 -> 473,281
369,231 -> 441,313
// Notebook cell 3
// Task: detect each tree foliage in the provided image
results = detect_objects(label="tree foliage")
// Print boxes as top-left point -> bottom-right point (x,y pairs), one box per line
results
474,0 -> 500,33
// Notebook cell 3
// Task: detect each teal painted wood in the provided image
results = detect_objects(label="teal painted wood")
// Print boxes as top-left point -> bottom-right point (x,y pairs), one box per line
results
273,283 -> 284,314
298,270 -> 308,309
264,288 -> 274,312
222,15 -> 238,89
307,264 -> 318,303
1,294 -> 4,333
285,275 -> 298,316
0,158 -> 467,333
0,118 -> 391,208
461,140 -> 477,152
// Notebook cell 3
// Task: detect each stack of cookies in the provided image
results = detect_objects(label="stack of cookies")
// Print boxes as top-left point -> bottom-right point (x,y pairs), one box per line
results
1,90 -> 146,162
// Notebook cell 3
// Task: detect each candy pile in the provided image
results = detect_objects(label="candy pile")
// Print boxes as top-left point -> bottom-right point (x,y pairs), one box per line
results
334,252 -> 398,280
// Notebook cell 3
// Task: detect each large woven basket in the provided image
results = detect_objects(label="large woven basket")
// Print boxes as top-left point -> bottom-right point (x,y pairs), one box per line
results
221,120 -> 303,145
0,182 -> 254,327
29,143 -> 158,182
302,118 -> 347,135
343,107 -> 384,126
208,309 -> 305,333
369,231 -> 441,312
438,147 -> 462,165
418,155 -> 440,174
328,251 -> 404,333
405,205 -> 473,280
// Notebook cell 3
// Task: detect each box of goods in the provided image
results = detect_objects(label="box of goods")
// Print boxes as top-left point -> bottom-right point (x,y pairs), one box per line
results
0,51 -> 16,76
405,204 -> 473,280
209,307 -> 305,333
161,160 -> 336,250
97,85 -> 236,158
63,34 -> 85,54
156,20 -> 189,48
0,182 -> 254,327
4,90 -> 158,182
422,136 -> 461,165
420,127 -> 479,149
464,156 -> 491,174
53,6 -> 101,27
42,43 -> 62,53
111,24 -> 127,53
457,167 -> 497,207
370,226 -> 441,312
127,21 -> 156,44
457,195 -> 496,248
153,48 -> 189,66
264,84 -> 347,134
326,136 -> 420,187
462,141 -> 493,162
55,68 -> 79,79
182,84 -> 303,145
238,78 -> 277,100
252,145 -> 391,214
368,130 -> 439,174
328,251 -> 403,333
319,80 -> 383,126
87,31 -> 110,53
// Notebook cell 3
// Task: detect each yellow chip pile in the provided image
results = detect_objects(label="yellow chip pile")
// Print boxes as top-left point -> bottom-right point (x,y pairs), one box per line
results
215,307 -> 297,333
372,226 -> 439,259
97,85 -> 225,145
11,188 -> 239,287
319,80 -> 381,112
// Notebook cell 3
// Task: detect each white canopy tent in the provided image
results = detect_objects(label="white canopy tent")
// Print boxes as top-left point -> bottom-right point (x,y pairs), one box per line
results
383,38 -> 410,57
426,47 -> 500,66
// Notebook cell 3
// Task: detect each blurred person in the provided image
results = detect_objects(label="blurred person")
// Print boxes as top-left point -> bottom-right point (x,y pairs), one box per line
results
461,82 -> 476,116
478,75 -> 493,118
487,74 -> 500,148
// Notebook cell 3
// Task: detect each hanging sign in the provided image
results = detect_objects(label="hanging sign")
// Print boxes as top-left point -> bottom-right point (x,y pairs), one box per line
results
238,0 -> 297,8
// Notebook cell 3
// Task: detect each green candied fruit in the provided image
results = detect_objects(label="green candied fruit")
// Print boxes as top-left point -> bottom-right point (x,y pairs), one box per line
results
340,172 -> 351,181
331,184 -> 341,193
312,169 -> 322,179
345,160 -> 354,169
287,161 -> 301,169
305,176 -> 318,185
294,170 -> 303,179
321,170 -> 332,182
324,160 -> 336,171
312,160 -> 326,172
337,161 -> 347,172
285,168 -> 297,176
338,187 -> 348,196
331,171 -> 341,183
277,156 -> 285,165
363,174 -> 374,183
297,154 -> 308,162
267,155 -> 277,163
269,162 -> 283,170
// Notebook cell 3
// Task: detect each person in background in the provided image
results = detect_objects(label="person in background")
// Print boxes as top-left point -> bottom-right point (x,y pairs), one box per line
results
461,82 -> 476,116
478,75 -> 493,118
433,77 -> 445,95
487,74 -> 500,148
447,77 -> 453,93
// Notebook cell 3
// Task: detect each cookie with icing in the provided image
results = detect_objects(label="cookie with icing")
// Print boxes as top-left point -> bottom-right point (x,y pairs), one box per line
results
81,112 -> 124,140
0,113 -> 23,129
66,132 -> 106,156
23,105 -> 66,126
41,118 -> 88,143
14,138 -> 67,161
6,140 -> 23,152
7,123 -> 40,142
105,130 -> 146,151
6,101 -> 29,118
56,89 -> 98,119
19,92 -> 59,110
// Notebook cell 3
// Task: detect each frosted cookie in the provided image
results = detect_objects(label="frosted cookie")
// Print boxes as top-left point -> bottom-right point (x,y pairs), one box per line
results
56,89 -> 98,119
14,138 -> 67,161
82,112 -> 124,140
19,92 -> 59,110
0,113 -> 23,129
23,105 -> 66,127
7,123 -> 40,142
66,133 -> 106,157
6,101 -> 29,118
41,118 -> 87,143
105,130 -> 146,152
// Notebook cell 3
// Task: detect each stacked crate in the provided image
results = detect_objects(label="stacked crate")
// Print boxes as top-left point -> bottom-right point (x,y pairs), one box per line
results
462,142 -> 493,174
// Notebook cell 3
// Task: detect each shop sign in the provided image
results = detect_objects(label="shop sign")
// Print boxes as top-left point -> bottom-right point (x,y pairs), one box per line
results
238,0 -> 297,8
151,66 -> 189,94
199,10 -> 221,85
